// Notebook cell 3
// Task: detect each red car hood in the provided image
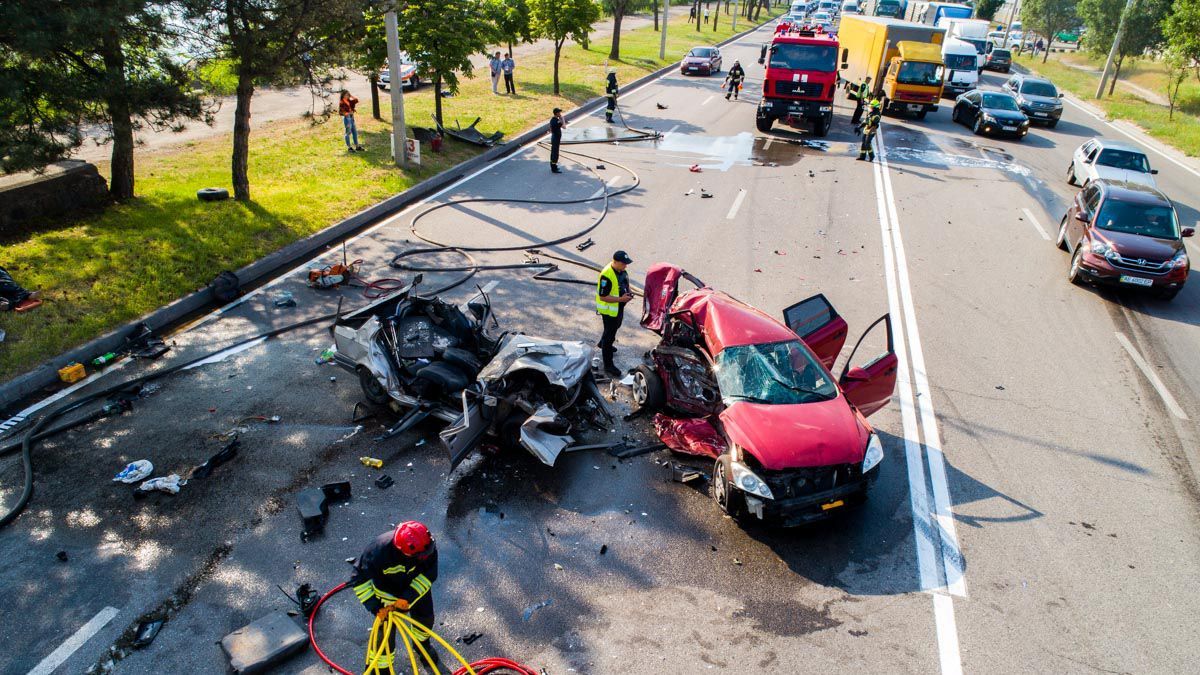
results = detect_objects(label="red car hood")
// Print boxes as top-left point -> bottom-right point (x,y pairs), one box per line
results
1095,230 -> 1183,262
720,397 -> 868,470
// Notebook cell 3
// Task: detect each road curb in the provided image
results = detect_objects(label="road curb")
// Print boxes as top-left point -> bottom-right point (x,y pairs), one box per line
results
0,16 -> 775,414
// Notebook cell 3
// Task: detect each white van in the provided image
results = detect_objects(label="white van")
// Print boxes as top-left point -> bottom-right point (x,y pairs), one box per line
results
941,38 -> 981,96
841,1 -> 860,13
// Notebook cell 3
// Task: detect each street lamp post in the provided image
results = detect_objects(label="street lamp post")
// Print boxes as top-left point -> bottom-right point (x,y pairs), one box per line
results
660,0 -> 669,59
385,8 -> 408,167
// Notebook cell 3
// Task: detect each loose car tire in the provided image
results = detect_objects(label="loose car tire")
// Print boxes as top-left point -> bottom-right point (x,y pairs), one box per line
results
631,365 -> 665,409
359,368 -> 391,405
197,187 -> 229,202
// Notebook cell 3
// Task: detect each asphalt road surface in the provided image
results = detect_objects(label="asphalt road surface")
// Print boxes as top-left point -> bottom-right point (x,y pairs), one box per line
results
4,18 -> 1200,675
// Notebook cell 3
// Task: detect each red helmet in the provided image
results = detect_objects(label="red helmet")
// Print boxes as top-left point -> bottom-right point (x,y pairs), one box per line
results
393,521 -> 434,557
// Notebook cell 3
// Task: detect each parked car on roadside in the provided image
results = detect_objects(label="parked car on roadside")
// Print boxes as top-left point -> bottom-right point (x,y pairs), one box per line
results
681,46 -> 723,75
378,55 -> 422,90
1067,138 -> 1158,188
952,89 -> 1030,139
1056,180 -> 1191,300
980,47 -> 1012,72
632,264 -> 898,526
1002,74 -> 1063,127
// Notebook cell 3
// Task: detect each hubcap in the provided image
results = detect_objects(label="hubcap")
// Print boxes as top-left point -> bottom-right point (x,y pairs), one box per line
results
632,370 -> 647,405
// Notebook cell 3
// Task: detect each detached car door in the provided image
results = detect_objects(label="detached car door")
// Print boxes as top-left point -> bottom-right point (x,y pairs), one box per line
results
838,314 -> 898,417
782,293 -> 848,369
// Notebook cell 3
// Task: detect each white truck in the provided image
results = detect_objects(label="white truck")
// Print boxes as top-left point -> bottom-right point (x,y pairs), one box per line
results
941,37 -> 980,96
940,17 -> 991,66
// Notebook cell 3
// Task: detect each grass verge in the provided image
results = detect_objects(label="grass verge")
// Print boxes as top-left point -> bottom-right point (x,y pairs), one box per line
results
1016,53 -> 1200,158
0,8 -> 783,384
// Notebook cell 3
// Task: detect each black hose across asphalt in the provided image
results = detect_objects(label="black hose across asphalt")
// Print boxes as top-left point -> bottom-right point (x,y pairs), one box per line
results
391,104 -> 661,294
0,104 -> 661,529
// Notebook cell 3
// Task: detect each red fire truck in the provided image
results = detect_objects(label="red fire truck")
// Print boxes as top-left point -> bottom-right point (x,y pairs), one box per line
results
756,28 -> 840,136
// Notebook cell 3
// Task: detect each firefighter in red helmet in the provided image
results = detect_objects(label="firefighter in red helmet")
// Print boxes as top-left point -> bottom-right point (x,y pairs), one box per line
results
350,521 -> 442,672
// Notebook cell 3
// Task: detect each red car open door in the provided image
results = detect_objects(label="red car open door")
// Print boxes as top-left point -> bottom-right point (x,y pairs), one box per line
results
837,314 -> 898,417
782,293 -> 848,368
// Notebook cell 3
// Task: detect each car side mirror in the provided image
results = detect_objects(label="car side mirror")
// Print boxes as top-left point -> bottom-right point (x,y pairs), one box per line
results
1151,169 -> 1159,174
1058,93 -> 1064,98
1075,211 -> 1089,223
842,366 -> 870,382
1184,227 -> 1195,238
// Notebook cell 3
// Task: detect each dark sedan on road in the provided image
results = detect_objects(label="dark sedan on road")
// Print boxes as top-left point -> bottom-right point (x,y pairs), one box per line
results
981,47 -> 1012,72
953,90 -> 1030,139
681,47 -> 723,75
1057,179 -> 1192,300
1003,74 -> 1064,127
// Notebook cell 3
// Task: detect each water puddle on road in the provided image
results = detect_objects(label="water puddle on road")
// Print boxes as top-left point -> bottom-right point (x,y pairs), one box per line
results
653,132 -> 832,171
885,145 -> 1034,177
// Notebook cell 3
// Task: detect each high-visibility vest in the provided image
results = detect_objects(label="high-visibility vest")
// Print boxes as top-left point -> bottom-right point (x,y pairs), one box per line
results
596,264 -> 620,316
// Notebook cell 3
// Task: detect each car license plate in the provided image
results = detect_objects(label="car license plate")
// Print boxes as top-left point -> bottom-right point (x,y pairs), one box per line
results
1002,125 -> 1017,131
1120,275 -> 1153,286
688,67 -> 697,71
907,104 -> 922,111
1033,112 -> 1047,117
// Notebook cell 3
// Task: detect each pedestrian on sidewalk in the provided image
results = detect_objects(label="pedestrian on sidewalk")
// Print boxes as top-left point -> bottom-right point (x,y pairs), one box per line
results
489,52 -> 502,94
550,107 -> 566,173
0,267 -> 41,312
605,70 -> 619,124
350,522 -> 443,673
339,91 -> 364,152
502,53 -> 516,94
724,60 -> 745,100
596,251 -> 634,378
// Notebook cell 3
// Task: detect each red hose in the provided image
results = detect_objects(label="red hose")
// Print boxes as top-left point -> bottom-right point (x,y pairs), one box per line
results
308,583 -> 539,675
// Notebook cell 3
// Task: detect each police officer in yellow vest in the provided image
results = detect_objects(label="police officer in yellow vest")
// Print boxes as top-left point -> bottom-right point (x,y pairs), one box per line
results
596,250 -> 634,377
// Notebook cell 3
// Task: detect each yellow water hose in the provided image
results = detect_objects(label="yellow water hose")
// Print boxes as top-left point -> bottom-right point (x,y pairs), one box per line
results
363,610 -> 478,675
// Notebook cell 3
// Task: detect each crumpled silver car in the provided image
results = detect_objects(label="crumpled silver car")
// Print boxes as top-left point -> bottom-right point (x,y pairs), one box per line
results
331,278 -> 610,468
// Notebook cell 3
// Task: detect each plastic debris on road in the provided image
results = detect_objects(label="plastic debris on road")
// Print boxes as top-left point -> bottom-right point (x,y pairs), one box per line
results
315,347 -> 335,364
273,291 -> 297,308
138,474 -> 184,495
113,460 -> 154,484
522,598 -> 553,621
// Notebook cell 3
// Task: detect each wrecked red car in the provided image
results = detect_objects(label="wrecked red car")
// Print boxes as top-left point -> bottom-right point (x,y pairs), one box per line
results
633,263 -> 897,526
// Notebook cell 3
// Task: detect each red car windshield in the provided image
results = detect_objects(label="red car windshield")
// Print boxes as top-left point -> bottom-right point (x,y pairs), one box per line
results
714,340 -> 837,405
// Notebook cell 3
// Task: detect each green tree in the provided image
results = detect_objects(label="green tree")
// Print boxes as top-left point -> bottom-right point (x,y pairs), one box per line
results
394,0 -> 489,129
0,0 -> 205,199
1078,0 -> 1170,94
606,0 -> 635,59
1162,44 -> 1192,119
530,0 -> 601,94
1021,0 -> 1079,61
181,0 -> 374,201
488,0 -> 535,56
975,0 -> 1006,20
1164,0 -> 1200,72
347,11 -> 388,121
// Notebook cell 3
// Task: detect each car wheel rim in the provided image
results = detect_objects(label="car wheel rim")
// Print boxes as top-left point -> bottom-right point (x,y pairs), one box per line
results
632,371 -> 647,405
1070,249 -> 1081,279
714,463 -> 728,507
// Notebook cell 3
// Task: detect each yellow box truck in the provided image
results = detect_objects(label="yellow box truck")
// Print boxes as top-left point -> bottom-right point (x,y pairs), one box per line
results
837,14 -> 946,119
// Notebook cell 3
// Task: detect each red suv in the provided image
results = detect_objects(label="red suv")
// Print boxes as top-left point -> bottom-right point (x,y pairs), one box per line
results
1056,179 -> 1193,300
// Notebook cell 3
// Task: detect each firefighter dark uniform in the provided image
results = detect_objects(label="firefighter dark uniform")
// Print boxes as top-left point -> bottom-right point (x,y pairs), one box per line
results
857,102 -> 882,162
724,62 -> 745,100
550,107 -> 565,173
351,526 -> 440,670
851,77 -> 872,125
605,72 -> 619,123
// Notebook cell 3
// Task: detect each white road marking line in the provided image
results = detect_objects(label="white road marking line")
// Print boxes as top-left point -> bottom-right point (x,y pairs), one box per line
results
588,175 -> 623,199
874,131 -> 964,674
1021,207 -> 1051,240
725,189 -> 747,220
879,132 -> 967,599
701,95 -> 715,105
27,606 -> 120,675
664,124 -> 680,137
763,138 -> 773,150
182,337 -> 268,370
0,359 -> 132,436
1063,97 -> 1200,179
1115,332 -> 1188,420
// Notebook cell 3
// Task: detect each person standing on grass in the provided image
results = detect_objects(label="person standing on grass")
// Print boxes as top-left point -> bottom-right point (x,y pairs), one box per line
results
489,52 -> 502,94
339,91 -> 364,152
502,53 -> 516,95
549,107 -> 566,173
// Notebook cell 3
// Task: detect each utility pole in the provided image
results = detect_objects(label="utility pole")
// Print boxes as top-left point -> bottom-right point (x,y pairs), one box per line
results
385,8 -> 407,167
1095,0 -> 1136,99
732,0 -> 738,30
1002,0 -> 1019,46
660,0 -> 669,59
